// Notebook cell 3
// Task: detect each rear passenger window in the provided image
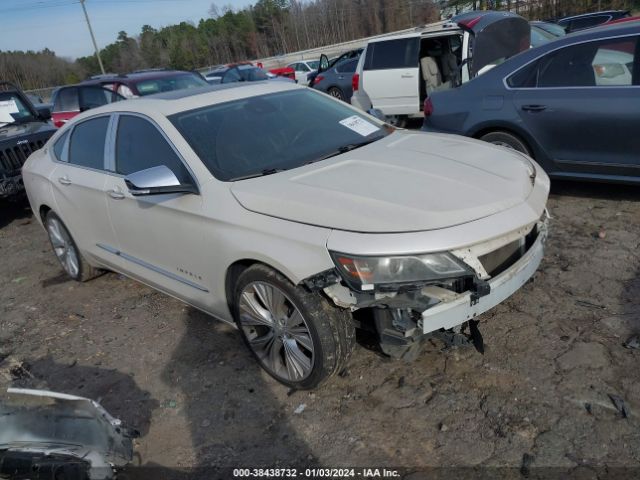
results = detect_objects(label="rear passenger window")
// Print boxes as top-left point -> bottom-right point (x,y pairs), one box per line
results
536,36 -> 638,87
53,130 -> 69,161
364,38 -> 419,70
115,115 -> 192,184
68,116 -> 110,170
53,88 -> 79,112
336,59 -> 358,74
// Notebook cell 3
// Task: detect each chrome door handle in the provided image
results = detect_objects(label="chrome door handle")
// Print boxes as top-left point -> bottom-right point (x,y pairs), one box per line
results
58,176 -> 71,185
107,189 -> 125,200
401,74 -> 414,78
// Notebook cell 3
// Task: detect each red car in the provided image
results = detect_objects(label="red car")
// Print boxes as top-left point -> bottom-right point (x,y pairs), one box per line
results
50,85 -> 123,128
51,70 -> 209,128
268,67 -> 296,81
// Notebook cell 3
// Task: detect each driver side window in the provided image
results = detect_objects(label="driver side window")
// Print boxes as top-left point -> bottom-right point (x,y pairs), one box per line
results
115,115 -> 193,184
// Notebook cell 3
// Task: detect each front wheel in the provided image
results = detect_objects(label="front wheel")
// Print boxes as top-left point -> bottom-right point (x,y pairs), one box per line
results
233,264 -> 355,389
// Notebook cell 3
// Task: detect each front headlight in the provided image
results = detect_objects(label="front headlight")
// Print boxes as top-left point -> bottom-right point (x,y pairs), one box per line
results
330,251 -> 472,291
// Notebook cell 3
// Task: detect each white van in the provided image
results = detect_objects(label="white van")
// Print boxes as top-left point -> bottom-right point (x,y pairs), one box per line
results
350,11 -> 531,126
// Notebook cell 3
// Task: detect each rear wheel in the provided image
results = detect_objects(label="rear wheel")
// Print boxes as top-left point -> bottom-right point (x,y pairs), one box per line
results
386,115 -> 407,128
233,264 -> 355,389
45,211 -> 101,282
480,131 -> 532,157
327,87 -> 344,101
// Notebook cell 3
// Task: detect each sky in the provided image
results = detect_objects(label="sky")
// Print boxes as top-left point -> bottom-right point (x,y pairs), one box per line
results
0,0 -> 253,59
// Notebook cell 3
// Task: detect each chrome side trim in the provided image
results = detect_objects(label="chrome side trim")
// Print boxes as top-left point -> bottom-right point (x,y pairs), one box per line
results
97,243 -> 209,292
105,113 -> 119,172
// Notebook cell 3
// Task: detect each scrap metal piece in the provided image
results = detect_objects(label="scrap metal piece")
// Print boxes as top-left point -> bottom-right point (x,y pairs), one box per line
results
0,388 -> 137,480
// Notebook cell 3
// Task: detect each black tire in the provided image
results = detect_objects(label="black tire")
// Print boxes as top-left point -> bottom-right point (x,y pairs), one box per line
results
327,87 -> 344,101
386,115 -> 407,128
233,264 -> 355,389
480,131 -> 532,157
44,211 -> 102,282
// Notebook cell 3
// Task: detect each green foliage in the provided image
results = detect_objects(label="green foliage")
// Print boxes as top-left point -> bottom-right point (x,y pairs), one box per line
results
4,0 -> 634,86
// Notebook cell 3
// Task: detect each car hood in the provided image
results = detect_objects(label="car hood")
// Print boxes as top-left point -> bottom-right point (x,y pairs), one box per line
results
230,132 -> 536,233
0,120 -> 55,142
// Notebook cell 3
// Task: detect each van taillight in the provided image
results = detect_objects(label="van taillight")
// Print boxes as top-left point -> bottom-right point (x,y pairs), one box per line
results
352,73 -> 359,92
423,97 -> 434,116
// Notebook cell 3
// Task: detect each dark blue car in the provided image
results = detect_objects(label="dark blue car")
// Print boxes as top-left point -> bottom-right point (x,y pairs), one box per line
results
422,22 -> 640,184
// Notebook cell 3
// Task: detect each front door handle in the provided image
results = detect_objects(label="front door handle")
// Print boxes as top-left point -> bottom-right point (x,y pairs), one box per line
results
58,176 -> 71,185
521,104 -> 546,112
401,73 -> 414,78
107,189 -> 125,200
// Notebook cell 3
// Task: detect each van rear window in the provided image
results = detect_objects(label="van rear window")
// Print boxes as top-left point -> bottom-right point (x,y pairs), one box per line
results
364,38 -> 419,70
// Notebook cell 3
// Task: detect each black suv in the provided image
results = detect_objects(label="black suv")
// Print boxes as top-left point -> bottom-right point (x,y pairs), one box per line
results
0,82 -> 56,199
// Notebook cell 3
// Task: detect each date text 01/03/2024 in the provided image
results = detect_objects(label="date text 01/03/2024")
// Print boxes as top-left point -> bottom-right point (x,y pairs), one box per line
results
232,468 -> 401,478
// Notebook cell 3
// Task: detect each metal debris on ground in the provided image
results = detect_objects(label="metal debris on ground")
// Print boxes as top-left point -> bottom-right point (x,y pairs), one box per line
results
608,394 -> 629,419
623,334 -> 640,350
0,388 -> 137,479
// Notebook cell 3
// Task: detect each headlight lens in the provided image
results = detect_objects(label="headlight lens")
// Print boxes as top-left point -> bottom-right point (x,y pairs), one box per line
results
330,251 -> 471,291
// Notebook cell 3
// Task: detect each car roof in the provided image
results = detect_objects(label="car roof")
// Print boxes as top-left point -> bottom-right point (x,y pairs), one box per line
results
70,81 -> 301,120
368,22 -> 456,42
559,10 -> 629,21
81,70 -> 198,85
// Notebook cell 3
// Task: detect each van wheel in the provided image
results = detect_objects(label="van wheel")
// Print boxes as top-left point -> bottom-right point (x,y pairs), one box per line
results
233,264 -> 355,389
386,115 -> 407,128
44,211 -> 102,282
327,87 -> 344,101
480,131 -> 532,157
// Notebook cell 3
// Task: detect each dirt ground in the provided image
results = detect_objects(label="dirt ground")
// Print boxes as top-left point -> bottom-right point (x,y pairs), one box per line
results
1,181 -> 639,477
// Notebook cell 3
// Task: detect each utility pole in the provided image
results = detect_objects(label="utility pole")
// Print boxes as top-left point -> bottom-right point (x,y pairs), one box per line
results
80,0 -> 105,74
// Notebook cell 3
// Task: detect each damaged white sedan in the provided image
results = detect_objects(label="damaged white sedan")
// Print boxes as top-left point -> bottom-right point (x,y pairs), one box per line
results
23,82 -> 549,389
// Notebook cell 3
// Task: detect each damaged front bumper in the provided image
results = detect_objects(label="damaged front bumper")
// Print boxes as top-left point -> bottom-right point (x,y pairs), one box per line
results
419,219 -> 546,334
320,217 -> 548,356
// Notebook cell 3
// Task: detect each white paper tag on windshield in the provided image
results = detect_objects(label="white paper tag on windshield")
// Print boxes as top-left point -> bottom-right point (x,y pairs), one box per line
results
0,100 -> 19,113
339,115 -> 379,137
0,100 -> 18,124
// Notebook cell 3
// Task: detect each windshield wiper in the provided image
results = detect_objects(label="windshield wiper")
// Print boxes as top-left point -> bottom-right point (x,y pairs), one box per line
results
310,135 -> 386,163
229,168 -> 285,181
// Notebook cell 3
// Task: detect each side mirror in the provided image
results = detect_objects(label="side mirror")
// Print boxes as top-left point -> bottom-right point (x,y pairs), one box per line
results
35,105 -> 51,120
124,165 -> 197,196
319,54 -> 329,73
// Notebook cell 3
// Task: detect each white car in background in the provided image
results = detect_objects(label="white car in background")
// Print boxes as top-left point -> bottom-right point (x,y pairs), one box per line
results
23,82 -> 549,389
351,11 -> 531,126
286,60 -> 320,85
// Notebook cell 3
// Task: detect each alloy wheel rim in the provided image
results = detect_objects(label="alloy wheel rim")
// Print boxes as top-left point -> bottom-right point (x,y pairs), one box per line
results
239,281 -> 314,382
47,218 -> 79,278
329,89 -> 342,99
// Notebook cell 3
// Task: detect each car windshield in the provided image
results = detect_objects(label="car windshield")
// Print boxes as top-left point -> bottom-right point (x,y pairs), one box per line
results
0,92 -> 36,127
170,89 -> 389,181
307,60 -> 320,70
237,66 -> 269,81
531,26 -> 558,47
134,73 -> 208,96
535,22 -> 567,37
